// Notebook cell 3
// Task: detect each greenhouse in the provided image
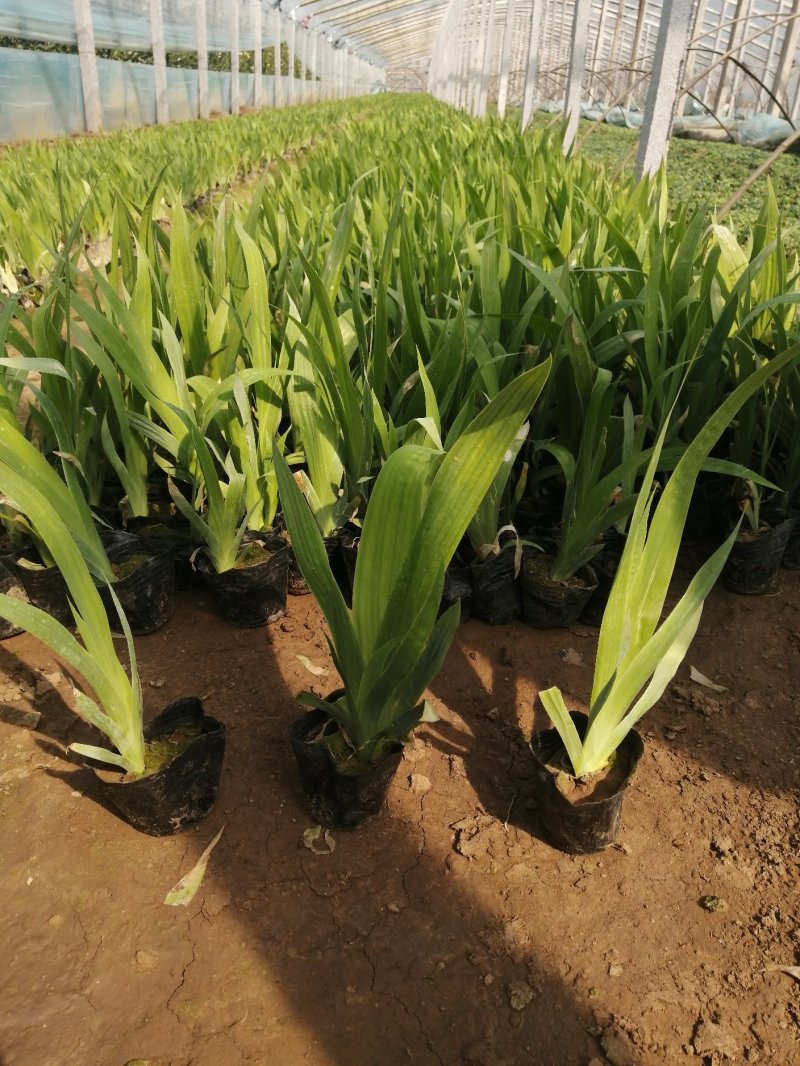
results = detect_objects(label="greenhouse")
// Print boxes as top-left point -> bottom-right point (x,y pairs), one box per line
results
0,1 -> 798,1063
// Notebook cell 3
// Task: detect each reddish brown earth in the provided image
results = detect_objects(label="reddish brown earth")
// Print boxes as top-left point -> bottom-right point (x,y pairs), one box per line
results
0,563 -> 798,1066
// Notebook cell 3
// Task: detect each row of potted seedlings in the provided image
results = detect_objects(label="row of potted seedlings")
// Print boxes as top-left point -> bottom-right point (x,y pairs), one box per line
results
0,349 -> 793,851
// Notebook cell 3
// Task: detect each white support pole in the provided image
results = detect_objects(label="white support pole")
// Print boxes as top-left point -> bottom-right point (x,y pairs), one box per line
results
319,36 -> 327,99
196,0 -> 209,118
311,31 -> 319,102
590,0 -> 611,102
497,0 -> 518,119
706,15 -> 728,107
478,0 -> 496,118
635,0 -> 695,180
273,9 -> 283,107
757,9 -> 783,112
769,7 -> 800,117
231,0 -> 240,115
624,0 -> 648,107
298,24 -> 307,103
563,0 -> 592,152
678,0 -> 709,116
287,16 -> 296,104
521,0 -> 543,129
714,0 -> 749,115
73,0 -> 102,133
458,2 -> 471,109
467,0 -> 483,115
253,0 -> 262,108
606,0 -> 627,101
149,0 -> 170,124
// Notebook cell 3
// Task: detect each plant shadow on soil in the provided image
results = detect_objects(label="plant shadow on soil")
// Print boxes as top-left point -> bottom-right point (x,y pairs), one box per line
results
1,569 -> 798,1064
0,590 -> 607,1066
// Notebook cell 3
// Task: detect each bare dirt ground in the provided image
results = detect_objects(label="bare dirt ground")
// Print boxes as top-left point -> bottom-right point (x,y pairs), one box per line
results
0,561 -> 798,1066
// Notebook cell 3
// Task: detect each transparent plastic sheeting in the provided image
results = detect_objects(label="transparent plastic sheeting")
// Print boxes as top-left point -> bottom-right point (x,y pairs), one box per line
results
0,48 -> 289,141
0,0 -> 280,53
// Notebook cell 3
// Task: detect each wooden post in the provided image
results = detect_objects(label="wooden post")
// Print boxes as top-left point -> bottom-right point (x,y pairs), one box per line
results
521,0 -> 543,129
273,9 -> 283,107
149,0 -> 170,124
196,0 -> 209,118
635,0 -> 695,180
253,0 -> 262,108
563,0 -> 592,152
497,0 -> 518,119
72,0 -> 102,132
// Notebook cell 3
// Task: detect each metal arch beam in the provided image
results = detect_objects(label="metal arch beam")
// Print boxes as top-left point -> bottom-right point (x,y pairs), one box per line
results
290,0 -> 452,67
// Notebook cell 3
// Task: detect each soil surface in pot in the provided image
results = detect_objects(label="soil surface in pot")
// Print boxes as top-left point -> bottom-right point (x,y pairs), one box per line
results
235,541 -> 275,568
110,553 -> 151,582
0,557 -> 798,1066
524,552 -> 595,589
548,749 -> 633,804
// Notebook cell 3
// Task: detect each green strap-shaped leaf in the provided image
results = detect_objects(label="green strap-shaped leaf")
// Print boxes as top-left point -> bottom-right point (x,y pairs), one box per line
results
274,446 -> 364,692
352,445 -> 440,659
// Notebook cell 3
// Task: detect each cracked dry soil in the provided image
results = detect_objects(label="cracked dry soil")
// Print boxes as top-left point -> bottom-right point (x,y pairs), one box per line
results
0,563 -> 798,1066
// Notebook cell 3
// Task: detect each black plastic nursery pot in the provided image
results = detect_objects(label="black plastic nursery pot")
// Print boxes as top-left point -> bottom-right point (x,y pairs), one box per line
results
720,512 -> 796,594
197,532 -> 289,627
338,524 -> 361,596
0,560 -> 28,639
99,531 -> 175,635
781,509 -> 800,570
521,554 -> 598,629
440,557 -> 473,621
470,547 -> 521,624
579,540 -> 624,627
287,705 -> 403,830
90,697 -> 226,836
530,711 -> 644,854
127,516 -> 200,591
286,532 -> 340,596
12,553 -> 73,626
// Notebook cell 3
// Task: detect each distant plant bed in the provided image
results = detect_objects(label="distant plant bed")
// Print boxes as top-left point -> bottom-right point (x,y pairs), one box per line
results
534,114 -> 800,250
